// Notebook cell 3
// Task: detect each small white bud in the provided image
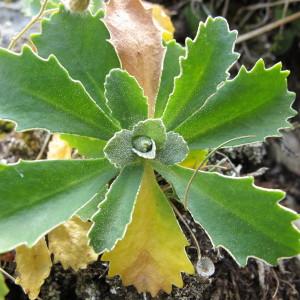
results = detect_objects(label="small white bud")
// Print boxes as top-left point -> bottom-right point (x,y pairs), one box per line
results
196,257 -> 215,278
67,0 -> 90,12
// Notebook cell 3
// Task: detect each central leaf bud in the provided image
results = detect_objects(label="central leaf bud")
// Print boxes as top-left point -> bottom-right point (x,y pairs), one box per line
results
104,119 -> 189,168
132,136 -> 153,153
132,135 -> 156,159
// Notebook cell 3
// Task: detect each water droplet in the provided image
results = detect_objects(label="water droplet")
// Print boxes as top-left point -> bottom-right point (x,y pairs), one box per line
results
132,136 -> 153,153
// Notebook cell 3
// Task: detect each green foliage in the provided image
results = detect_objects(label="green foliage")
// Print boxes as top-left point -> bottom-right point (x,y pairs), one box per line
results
0,6 -> 298,296
157,132 -> 188,165
0,159 -> 117,253
155,41 -> 185,117
162,17 -> 239,130
90,165 -> 144,253
32,6 -> 120,113
77,185 -> 108,221
60,134 -> 106,158
90,0 -> 104,15
104,129 -> 136,168
154,162 -> 300,266
176,60 -> 296,149
0,47 -> 119,140
105,69 -> 148,129
104,119 -> 187,167
0,273 -> 8,300
132,119 -> 166,149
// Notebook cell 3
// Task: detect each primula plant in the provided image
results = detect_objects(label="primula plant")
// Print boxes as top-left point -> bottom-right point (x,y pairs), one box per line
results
0,0 -> 299,298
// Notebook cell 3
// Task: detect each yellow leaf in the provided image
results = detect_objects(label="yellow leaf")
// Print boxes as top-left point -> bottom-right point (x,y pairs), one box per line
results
102,164 -> 194,297
144,2 -> 175,42
47,137 -> 97,271
15,238 -> 52,300
180,149 -> 208,169
48,216 -> 98,271
47,134 -> 72,160
104,0 -> 165,117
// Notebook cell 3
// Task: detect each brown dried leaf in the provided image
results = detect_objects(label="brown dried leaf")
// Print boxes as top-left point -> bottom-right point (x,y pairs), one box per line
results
104,0 -> 165,117
47,137 -> 97,271
48,216 -> 98,271
15,238 -> 52,300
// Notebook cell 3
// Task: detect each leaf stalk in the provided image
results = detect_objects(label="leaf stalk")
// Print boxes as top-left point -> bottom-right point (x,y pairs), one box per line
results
183,135 -> 255,209
8,0 -> 50,50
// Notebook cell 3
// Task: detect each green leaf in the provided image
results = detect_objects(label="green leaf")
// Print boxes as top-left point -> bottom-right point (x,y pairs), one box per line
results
0,273 -> 8,300
60,134 -> 106,158
132,119 -> 166,150
0,159 -> 117,253
104,129 -> 136,168
176,60 -> 296,149
154,163 -> 300,266
162,17 -> 238,130
77,185 -> 108,221
32,6 -> 120,113
105,69 -> 148,129
154,41 -> 185,117
0,46 -> 119,140
90,0 -> 103,15
157,132 -> 189,165
90,165 -> 144,253
21,0 -> 59,16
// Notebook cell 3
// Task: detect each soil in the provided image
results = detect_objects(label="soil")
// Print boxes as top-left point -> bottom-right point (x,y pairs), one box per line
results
1,0 -> 300,299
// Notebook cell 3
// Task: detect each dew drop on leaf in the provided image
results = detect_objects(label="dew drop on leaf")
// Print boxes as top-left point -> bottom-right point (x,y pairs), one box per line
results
132,136 -> 153,153
132,136 -> 157,159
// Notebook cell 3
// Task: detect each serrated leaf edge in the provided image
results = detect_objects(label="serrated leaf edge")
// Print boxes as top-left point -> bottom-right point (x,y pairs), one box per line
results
161,16 -> 239,125
88,168 -> 143,254
177,167 -> 300,266
154,39 -> 185,117
132,118 -> 167,149
177,59 -> 297,148
157,131 -> 189,165
0,46 -> 120,137
0,158 -> 111,253
104,68 -> 149,122
103,129 -> 135,168
31,4 -> 121,124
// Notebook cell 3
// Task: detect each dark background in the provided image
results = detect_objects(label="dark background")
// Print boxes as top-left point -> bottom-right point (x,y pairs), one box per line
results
0,0 -> 300,299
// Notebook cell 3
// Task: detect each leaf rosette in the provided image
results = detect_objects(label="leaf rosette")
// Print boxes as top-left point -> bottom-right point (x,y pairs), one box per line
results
0,1 -> 299,297
104,119 -> 188,168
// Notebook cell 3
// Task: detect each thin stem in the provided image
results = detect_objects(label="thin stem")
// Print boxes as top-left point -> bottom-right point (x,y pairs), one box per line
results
26,39 -> 38,52
271,269 -> 280,299
41,8 -> 59,17
183,135 -> 255,209
215,151 -> 239,176
203,164 -> 228,171
170,201 -> 201,260
207,158 -> 227,173
8,0 -> 49,50
237,11 -> 300,44
0,267 -> 16,283
243,0 -> 300,11
279,0 -> 291,34
222,0 -> 230,17
36,132 -> 51,160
